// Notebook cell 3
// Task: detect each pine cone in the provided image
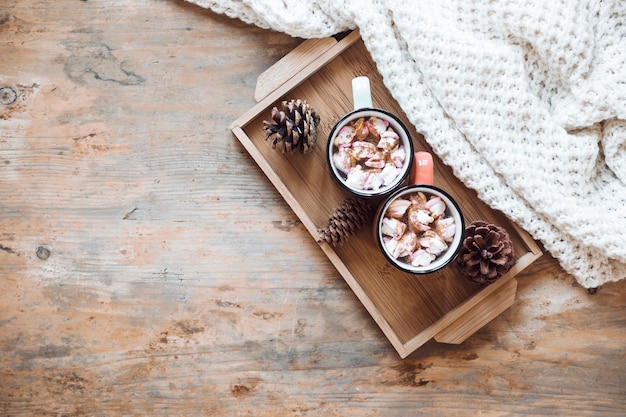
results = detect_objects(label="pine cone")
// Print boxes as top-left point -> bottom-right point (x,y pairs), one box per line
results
457,221 -> 515,285
262,99 -> 320,154
318,197 -> 372,246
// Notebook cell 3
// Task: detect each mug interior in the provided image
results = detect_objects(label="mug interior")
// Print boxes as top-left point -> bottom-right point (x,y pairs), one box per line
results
376,185 -> 465,274
327,108 -> 414,197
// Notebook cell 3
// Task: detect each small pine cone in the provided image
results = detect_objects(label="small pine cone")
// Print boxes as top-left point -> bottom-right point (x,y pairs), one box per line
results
262,99 -> 320,154
318,197 -> 372,246
457,220 -> 515,285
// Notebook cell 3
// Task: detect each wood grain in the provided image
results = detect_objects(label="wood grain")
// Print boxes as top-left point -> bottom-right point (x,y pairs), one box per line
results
1,1 -> 625,416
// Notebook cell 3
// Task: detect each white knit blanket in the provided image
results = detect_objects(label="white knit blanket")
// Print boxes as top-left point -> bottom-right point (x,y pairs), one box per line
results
190,0 -> 626,289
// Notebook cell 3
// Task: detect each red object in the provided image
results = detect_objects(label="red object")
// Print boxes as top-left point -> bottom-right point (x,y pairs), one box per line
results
410,151 -> 434,185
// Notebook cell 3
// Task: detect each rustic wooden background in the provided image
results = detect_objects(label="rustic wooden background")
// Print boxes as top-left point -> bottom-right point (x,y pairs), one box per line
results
1,1 -> 625,416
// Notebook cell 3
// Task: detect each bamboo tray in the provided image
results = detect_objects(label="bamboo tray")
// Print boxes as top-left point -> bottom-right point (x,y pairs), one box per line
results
231,31 -> 542,358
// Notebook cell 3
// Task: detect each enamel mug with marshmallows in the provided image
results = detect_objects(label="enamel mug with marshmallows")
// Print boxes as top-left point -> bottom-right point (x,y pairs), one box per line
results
326,76 -> 414,198
375,152 -> 465,274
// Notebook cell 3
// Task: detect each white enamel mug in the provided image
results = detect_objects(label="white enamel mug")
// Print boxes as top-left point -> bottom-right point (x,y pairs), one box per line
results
326,76 -> 414,198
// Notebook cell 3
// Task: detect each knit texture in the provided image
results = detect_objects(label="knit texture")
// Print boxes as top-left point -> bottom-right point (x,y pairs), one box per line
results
189,0 -> 626,288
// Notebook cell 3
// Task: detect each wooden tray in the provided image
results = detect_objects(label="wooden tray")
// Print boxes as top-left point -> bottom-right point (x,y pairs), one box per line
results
231,31 -> 542,358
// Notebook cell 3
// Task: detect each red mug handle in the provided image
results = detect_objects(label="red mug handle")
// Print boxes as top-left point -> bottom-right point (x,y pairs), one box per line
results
409,151 -> 434,185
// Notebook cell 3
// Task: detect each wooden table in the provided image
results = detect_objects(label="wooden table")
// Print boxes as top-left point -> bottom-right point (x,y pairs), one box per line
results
1,1 -> 625,415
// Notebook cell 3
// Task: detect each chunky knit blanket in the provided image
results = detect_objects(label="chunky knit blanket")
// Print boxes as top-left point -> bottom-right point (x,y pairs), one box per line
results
189,0 -> 626,289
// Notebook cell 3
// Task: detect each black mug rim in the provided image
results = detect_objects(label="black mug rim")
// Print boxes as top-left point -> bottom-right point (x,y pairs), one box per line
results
375,184 -> 465,274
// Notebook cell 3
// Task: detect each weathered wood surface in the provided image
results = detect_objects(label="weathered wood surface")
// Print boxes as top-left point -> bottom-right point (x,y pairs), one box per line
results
1,1 -> 624,416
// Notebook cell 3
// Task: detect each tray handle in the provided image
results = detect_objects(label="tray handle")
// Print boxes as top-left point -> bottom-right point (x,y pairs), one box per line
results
255,37 -> 338,102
